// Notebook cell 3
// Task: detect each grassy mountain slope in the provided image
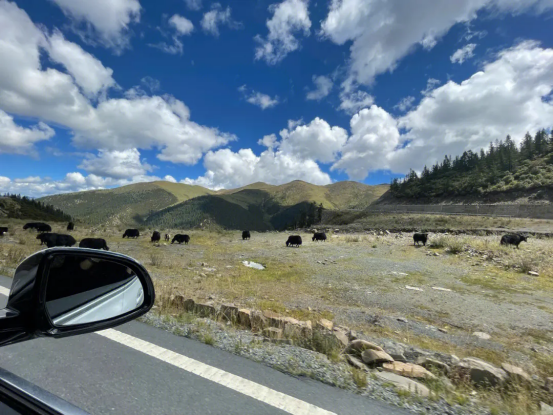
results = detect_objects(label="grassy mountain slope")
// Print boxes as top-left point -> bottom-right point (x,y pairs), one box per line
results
384,132 -> 553,205
41,180 -> 387,228
0,195 -> 71,222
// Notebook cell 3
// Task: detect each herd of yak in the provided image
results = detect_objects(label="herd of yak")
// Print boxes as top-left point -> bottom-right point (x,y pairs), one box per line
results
0,222 -> 530,250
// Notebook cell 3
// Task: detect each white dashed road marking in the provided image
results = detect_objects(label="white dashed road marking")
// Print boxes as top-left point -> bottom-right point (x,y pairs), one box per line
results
97,329 -> 336,415
0,286 -> 10,297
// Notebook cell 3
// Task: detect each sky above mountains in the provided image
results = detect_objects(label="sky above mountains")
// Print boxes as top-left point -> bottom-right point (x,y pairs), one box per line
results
0,0 -> 552,196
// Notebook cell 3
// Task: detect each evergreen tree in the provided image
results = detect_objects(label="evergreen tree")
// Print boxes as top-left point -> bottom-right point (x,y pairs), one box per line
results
521,132 -> 534,160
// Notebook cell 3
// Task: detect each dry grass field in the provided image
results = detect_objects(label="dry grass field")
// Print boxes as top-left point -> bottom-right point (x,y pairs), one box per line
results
1,215 -> 553,413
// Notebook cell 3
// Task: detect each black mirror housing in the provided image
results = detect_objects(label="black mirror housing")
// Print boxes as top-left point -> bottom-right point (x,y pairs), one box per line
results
0,248 -> 155,348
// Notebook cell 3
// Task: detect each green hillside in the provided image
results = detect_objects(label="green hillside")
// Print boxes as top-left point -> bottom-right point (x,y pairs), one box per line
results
0,194 -> 71,222
387,130 -> 553,202
40,180 -> 387,228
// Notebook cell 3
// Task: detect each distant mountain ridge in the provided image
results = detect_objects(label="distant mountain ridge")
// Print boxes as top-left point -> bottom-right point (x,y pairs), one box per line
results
40,180 -> 388,229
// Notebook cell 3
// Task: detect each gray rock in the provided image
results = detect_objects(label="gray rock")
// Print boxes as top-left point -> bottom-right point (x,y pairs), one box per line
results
472,331 -> 491,340
220,304 -> 239,321
333,330 -> 349,347
375,371 -> 430,397
544,377 -> 553,394
382,362 -> 436,380
317,318 -> 333,330
346,354 -> 367,371
263,327 -> 283,340
541,402 -> 553,415
390,354 -> 407,363
251,310 -> 266,331
238,309 -> 251,328
345,340 -> 384,355
454,357 -> 508,387
501,363 -> 532,384
416,356 -> 450,374
362,349 -> 394,366
194,302 -> 217,317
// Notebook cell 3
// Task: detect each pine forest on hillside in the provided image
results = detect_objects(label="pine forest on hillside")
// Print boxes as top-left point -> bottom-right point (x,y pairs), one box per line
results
390,130 -> 553,199
0,194 -> 72,221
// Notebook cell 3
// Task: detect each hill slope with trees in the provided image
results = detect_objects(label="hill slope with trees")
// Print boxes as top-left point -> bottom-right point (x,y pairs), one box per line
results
388,130 -> 553,202
0,194 -> 71,222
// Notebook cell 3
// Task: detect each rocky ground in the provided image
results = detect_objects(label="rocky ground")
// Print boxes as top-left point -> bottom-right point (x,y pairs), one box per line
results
1,217 -> 553,413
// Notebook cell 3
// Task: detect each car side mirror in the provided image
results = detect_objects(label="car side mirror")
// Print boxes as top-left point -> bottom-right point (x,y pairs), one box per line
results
0,248 -> 155,347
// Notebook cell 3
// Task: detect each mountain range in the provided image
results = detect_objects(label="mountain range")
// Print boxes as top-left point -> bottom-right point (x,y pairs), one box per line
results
40,180 -> 389,230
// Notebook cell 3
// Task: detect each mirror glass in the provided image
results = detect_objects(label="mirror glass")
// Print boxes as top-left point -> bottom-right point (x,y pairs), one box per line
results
45,254 -> 145,327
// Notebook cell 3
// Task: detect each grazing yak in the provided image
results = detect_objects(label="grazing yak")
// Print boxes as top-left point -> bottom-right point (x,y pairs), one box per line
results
39,233 -> 76,248
172,234 -> 190,244
79,238 -> 109,250
286,235 -> 302,247
242,230 -> 251,240
0,227 -> 7,236
36,233 -> 53,245
122,229 -> 140,238
151,231 -> 161,243
165,233 -> 171,242
500,234 -> 528,248
23,222 -> 51,232
67,222 -> 75,231
312,232 -> 327,242
413,233 -> 428,246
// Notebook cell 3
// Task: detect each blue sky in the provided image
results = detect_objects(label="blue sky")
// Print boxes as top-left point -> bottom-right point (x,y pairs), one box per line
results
0,0 -> 553,196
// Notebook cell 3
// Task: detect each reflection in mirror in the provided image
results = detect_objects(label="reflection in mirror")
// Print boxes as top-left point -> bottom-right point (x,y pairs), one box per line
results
45,255 -> 145,326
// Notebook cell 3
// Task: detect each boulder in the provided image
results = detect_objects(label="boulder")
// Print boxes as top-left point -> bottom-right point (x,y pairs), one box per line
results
361,349 -> 394,366
170,294 -> 186,309
472,332 -> 491,340
317,318 -> 334,331
251,310 -> 267,331
263,310 -> 285,328
333,330 -> 349,347
382,362 -> 436,380
541,402 -> 553,415
263,327 -> 283,340
346,355 -> 367,371
183,298 -> 196,312
194,302 -> 217,317
346,340 -> 384,355
501,363 -> 532,384
546,377 -> 553,394
238,309 -> 251,328
283,318 -> 312,338
375,372 -> 430,397
416,356 -> 450,374
528,271 -> 539,277
220,304 -> 239,322
454,357 -> 507,387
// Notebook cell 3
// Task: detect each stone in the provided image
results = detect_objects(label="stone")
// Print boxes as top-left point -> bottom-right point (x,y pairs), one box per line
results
454,357 -> 507,387
263,310 -> 285,328
438,328 -> 448,333
238,309 -> 251,328
346,354 -> 367,371
528,271 -> 539,277
397,317 -> 408,323
333,330 -> 349,347
545,377 -> 553,394
251,310 -> 267,331
263,327 -> 283,340
375,372 -> 430,397
389,354 -> 407,363
183,298 -> 195,312
170,294 -> 186,309
541,402 -> 553,415
194,302 -> 217,317
416,357 -> 450,374
405,285 -> 424,291
317,318 -> 334,330
361,349 -> 394,366
472,331 -> 491,340
220,304 -> 239,322
347,330 -> 359,341
501,363 -> 532,384
432,286 -> 452,292
382,362 -> 436,380
346,340 -> 384,355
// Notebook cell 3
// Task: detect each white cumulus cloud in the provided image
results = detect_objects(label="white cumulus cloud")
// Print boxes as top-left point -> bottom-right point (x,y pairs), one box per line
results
306,75 -> 333,101
49,0 -> 141,51
201,3 -> 241,37
450,43 -> 477,63
79,148 -> 154,179
239,85 -> 279,109
0,110 -> 54,155
255,0 -> 311,65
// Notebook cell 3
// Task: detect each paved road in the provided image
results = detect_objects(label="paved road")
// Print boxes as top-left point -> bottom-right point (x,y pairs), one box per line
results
0,277 -> 411,415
